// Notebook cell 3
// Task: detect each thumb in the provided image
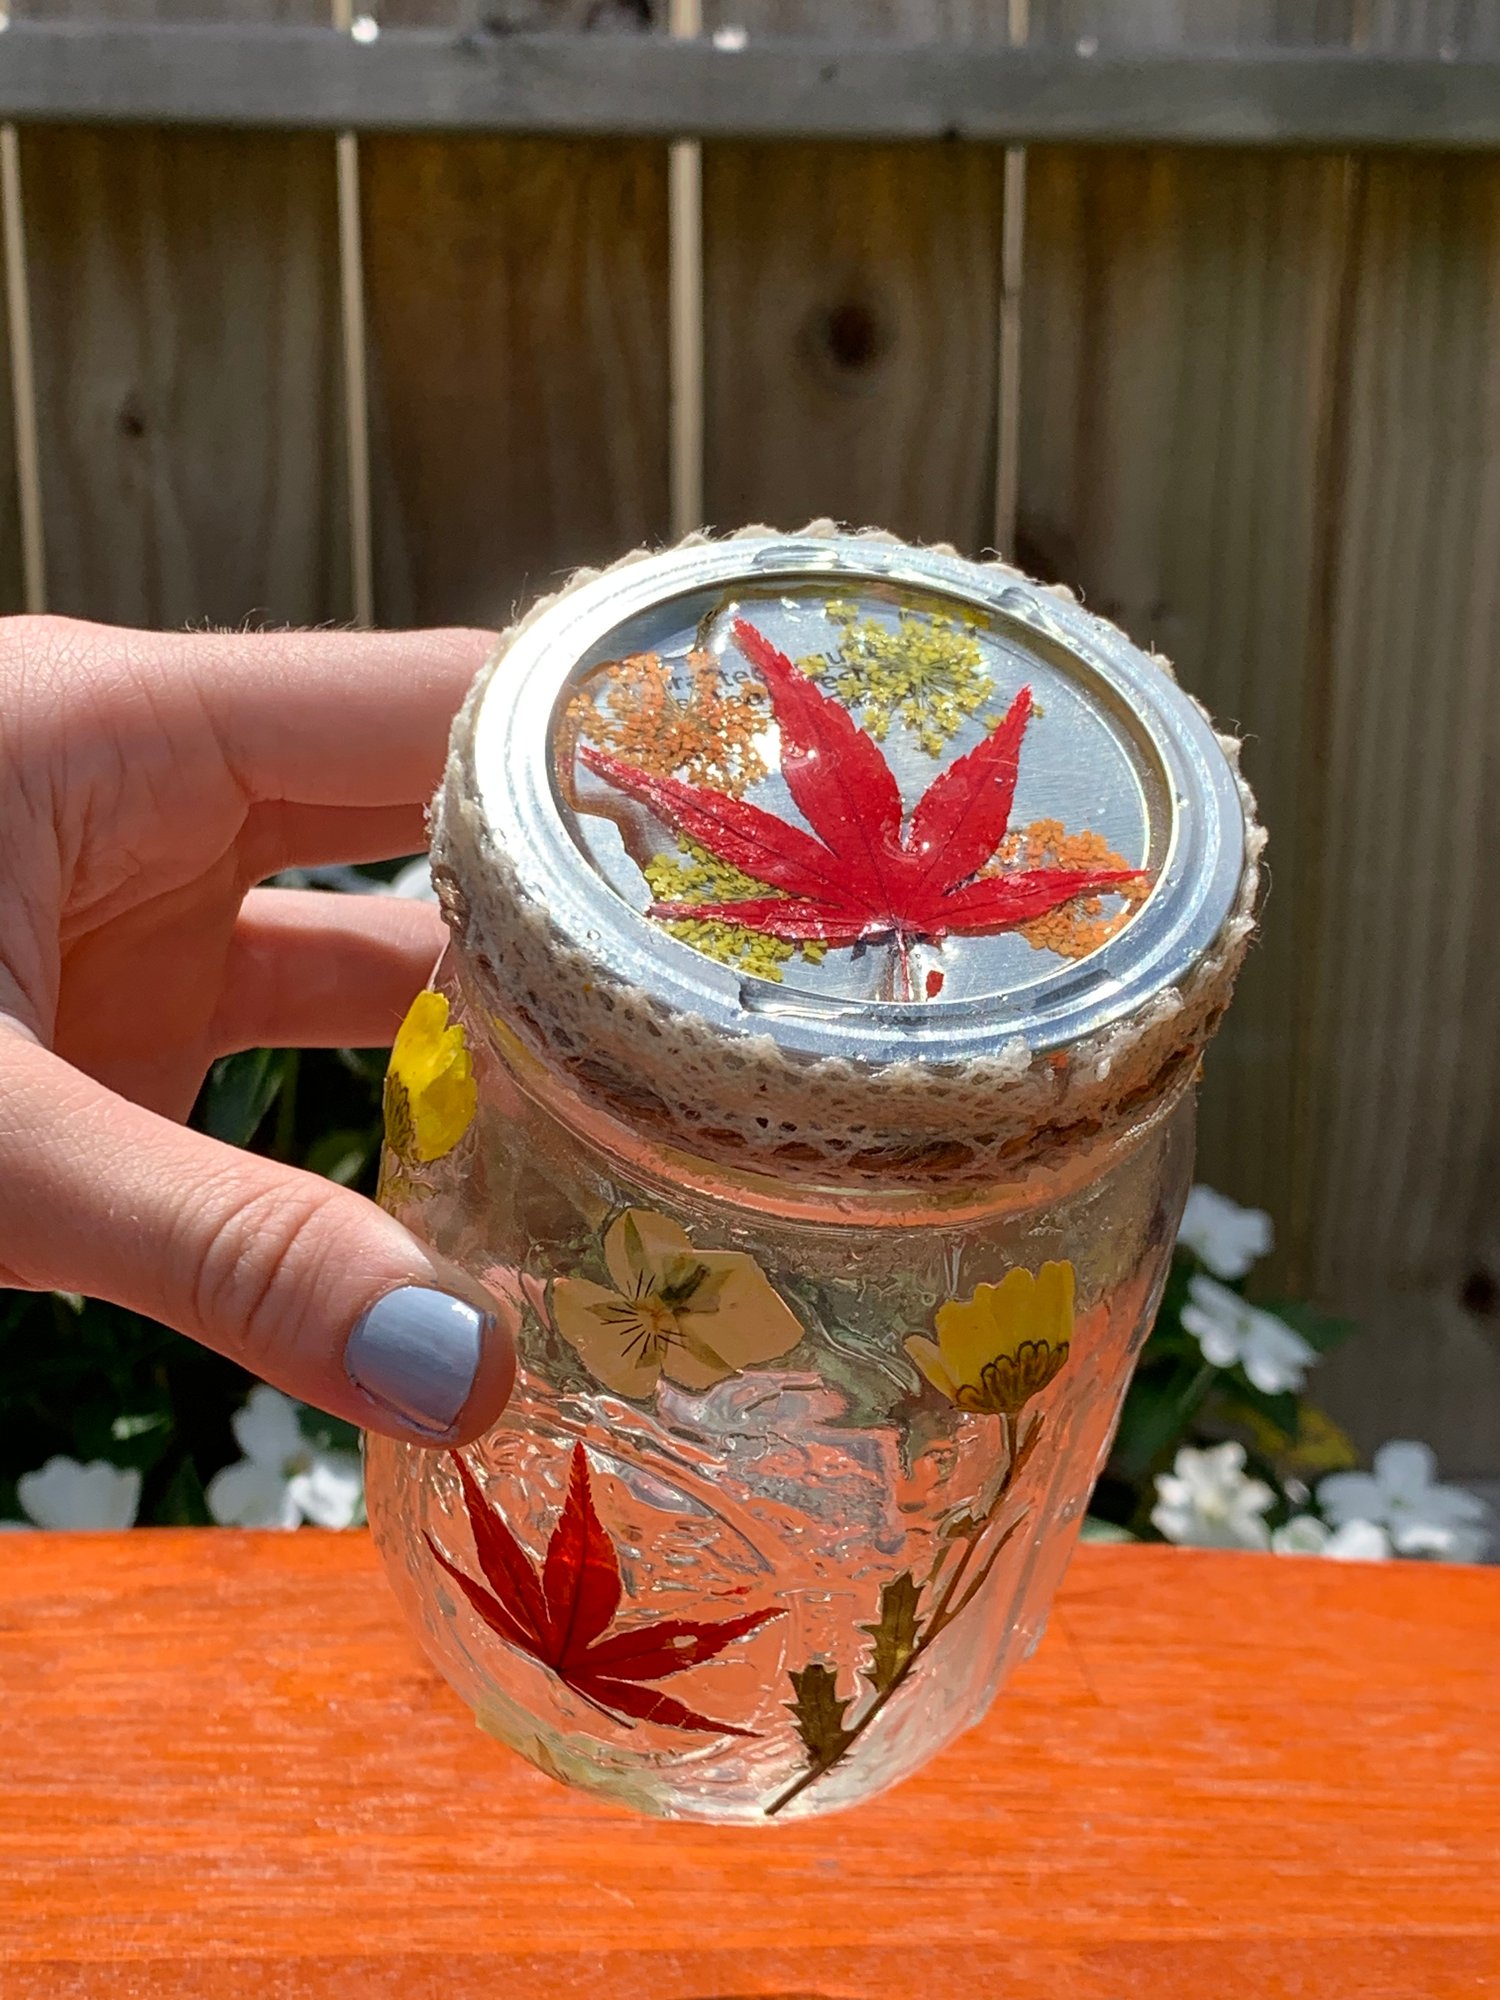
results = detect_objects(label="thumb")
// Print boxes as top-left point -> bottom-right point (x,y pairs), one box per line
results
0,1029 -> 515,1445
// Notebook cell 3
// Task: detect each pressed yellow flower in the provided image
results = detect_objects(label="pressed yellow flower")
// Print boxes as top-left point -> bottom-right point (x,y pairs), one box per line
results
552,1209 -> 802,1399
643,841 -> 828,983
906,1262 -> 1074,1416
800,605 -> 993,757
383,991 -> 477,1165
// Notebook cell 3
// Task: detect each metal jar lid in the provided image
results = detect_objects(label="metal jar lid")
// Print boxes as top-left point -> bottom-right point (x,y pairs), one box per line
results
433,528 -> 1261,1186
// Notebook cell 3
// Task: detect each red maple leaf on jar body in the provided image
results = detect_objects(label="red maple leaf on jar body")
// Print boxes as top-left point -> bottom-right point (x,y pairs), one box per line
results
579,619 -> 1148,1002
427,1444 -> 782,1736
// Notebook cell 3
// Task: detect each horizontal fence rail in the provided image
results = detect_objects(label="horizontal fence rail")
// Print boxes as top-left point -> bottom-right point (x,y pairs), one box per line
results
1,28 -> 1499,148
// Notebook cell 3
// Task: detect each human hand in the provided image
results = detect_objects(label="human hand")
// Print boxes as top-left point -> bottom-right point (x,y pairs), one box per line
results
0,616 -> 515,1445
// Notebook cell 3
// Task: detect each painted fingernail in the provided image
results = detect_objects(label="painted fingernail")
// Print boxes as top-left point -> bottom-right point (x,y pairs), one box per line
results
344,1287 -> 492,1436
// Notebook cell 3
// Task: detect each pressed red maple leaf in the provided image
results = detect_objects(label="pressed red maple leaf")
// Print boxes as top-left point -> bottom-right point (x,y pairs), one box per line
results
427,1444 -> 781,1736
579,619 -> 1146,984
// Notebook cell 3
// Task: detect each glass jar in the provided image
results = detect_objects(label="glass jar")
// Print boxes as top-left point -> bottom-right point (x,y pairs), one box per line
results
365,529 -> 1259,1824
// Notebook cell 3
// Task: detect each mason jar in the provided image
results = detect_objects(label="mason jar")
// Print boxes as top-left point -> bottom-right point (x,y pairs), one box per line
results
365,528 -> 1260,1824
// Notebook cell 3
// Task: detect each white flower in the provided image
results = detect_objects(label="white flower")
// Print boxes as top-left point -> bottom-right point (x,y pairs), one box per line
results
286,1456 -> 365,1529
17,1456 -> 141,1530
206,1386 -> 363,1530
1180,1274 -> 1317,1394
1318,1441 -> 1491,1563
1151,1441 -> 1274,1550
1177,1185 -> 1273,1280
274,858 -> 436,901
1271,1514 -> 1391,1561
387,856 -> 438,902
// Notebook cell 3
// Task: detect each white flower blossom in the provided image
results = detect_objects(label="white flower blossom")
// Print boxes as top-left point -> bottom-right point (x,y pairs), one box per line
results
285,1455 -> 366,1529
206,1385 -> 363,1530
387,856 -> 438,902
1271,1514 -> 1391,1561
1151,1442 -> 1275,1551
16,1456 -> 141,1530
1318,1441 -> 1490,1563
1180,1274 -> 1317,1395
1177,1185 -> 1273,1280
274,858 -> 436,901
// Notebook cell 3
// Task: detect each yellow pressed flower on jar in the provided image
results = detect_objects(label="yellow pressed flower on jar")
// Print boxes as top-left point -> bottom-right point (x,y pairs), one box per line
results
552,1209 -> 803,1399
383,991 -> 478,1166
906,1262 -> 1074,1417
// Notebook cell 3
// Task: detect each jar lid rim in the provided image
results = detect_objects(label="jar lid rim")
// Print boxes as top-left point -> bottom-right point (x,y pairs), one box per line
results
468,532 -> 1249,1071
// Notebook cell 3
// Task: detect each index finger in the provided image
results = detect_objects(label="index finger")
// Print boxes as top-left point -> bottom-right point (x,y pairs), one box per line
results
129,623 -> 495,809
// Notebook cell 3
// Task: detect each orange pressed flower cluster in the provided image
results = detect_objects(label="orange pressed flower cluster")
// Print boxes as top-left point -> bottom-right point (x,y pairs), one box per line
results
567,649 -> 768,797
992,819 -> 1152,959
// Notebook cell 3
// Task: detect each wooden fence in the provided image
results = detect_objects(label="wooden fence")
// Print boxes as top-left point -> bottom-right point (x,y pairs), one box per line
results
1,0 -> 1498,1477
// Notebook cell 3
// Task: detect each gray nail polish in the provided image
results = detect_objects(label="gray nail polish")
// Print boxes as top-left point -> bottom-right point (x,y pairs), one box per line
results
345,1287 -> 491,1436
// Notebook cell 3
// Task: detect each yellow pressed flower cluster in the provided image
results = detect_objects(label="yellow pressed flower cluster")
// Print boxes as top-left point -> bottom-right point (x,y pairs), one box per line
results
800,602 -> 993,757
383,991 -> 477,1167
553,1209 -> 803,1399
906,1262 -> 1074,1417
643,842 -> 827,984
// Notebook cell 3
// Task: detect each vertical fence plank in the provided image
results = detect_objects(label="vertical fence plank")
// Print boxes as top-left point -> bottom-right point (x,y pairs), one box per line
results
1363,1 -> 1500,53
699,2 -> 1009,549
1023,0 -> 1500,1474
1294,2 -> 1500,1466
359,1 -> 670,628
1022,2 -> 1353,1298
992,0 -> 1030,560
0,132 -> 31,614
17,0 -> 351,628
1020,143 -> 1352,1242
360,133 -> 671,628
667,0 -> 705,538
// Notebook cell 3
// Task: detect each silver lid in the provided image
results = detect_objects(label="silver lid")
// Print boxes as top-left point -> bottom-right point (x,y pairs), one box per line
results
436,529 -> 1260,1184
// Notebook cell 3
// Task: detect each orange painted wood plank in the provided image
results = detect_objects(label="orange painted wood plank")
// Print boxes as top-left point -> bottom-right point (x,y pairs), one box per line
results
0,1534 -> 1496,1997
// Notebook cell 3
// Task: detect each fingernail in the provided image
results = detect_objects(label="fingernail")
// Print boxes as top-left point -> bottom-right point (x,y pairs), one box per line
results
344,1287 -> 492,1437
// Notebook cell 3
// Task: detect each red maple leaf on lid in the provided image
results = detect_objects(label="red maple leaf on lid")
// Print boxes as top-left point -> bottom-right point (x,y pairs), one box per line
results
579,619 -> 1145,982
427,1444 -> 781,1736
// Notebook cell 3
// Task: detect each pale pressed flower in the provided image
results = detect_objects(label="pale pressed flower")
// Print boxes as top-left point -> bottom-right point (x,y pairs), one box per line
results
1180,1275 -> 1317,1395
16,1456 -> 141,1530
1318,1441 -> 1491,1563
1271,1514 -> 1391,1561
1177,1185 -> 1273,1280
206,1386 -> 363,1530
552,1209 -> 802,1399
1151,1441 -> 1274,1551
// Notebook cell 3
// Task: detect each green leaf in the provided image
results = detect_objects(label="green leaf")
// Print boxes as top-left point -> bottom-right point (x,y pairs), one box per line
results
111,1412 -> 168,1443
785,1663 -> 855,1771
1212,1378 -> 1300,1436
1258,1297 -> 1358,1357
304,1128 -> 377,1186
199,1048 -> 290,1147
1109,1360 -> 1215,1482
151,1454 -> 212,1527
296,1405 -> 363,1457
1079,1517 -> 1137,1544
859,1571 -> 922,1694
